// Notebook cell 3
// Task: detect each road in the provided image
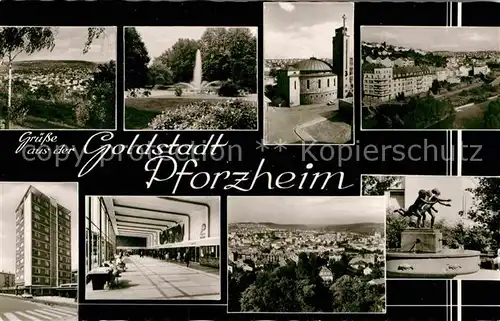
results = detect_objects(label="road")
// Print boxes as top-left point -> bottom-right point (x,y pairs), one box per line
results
0,296 -> 77,321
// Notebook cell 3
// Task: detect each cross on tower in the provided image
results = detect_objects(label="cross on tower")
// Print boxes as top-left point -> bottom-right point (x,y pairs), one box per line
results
342,14 -> 346,28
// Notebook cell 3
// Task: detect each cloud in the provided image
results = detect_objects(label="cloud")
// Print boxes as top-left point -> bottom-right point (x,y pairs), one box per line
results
265,21 -> 352,59
278,2 -> 295,12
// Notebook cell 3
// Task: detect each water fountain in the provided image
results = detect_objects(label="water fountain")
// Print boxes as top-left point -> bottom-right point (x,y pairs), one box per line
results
174,49 -> 221,94
387,228 -> 481,278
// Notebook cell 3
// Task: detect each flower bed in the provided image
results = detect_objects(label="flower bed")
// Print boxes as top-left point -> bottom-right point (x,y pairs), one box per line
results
149,99 -> 257,130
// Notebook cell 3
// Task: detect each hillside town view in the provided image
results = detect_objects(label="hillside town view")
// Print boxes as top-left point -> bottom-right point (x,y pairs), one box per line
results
362,27 -> 500,130
0,27 -> 116,129
228,196 -> 386,313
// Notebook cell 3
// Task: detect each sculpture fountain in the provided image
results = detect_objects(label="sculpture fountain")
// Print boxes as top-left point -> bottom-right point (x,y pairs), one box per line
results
174,49 -> 221,94
387,190 -> 481,278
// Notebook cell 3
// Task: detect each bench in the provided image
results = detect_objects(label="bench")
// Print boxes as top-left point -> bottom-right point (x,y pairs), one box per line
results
87,267 -> 113,290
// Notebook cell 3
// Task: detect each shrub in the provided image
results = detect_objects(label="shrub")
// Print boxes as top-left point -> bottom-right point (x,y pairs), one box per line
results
218,81 -> 240,97
149,99 -> 257,130
175,87 -> 183,97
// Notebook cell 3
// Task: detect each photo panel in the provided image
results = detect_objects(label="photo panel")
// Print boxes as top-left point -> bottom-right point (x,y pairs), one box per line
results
263,2 -> 354,145
0,182 -> 78,320
361,175 -> 500,281
360,26 -> 500,131
355,2 -> 448,133
82,196 -> 221,303
0,26 -> 117,131
227,195 -> 386,313
123,26 -> 258,131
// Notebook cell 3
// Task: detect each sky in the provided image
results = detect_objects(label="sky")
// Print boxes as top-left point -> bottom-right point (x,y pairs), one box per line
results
362,26 -> 500,52
403,176 -> 477,224
0,183 -> 78,274
264,2 -> 354,59
228,196 -> 385,225
11,27 -> 117,62
134,27 -> 258,62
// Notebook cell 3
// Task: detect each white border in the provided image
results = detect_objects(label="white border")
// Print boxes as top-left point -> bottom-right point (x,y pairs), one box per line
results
0,181 -> 79,295
359,25 -> 500,132
82,195 -> 222,305
360,174 -> 500,281
122,26 -> 259,132
226,195 -> 387,314
0,26 -> 118,132
262,2 -> 356,146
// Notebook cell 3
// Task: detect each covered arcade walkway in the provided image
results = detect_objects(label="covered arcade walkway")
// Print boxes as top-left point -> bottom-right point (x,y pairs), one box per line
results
85,196 -> 220,300
85,255 -> 220,300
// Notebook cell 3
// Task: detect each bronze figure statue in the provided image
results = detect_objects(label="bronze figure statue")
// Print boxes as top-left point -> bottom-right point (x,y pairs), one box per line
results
394,188 -> 451,228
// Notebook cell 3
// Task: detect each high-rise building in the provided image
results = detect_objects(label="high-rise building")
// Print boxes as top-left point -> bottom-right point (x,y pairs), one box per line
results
332,15 -> 350,99
0,271 -> 15,288
15,186 -> 72,287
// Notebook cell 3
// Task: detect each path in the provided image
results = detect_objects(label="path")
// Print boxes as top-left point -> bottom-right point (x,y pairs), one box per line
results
86,255 -> 220,300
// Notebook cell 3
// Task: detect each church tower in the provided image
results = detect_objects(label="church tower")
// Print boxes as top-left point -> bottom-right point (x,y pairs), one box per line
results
332,15 -> 350,99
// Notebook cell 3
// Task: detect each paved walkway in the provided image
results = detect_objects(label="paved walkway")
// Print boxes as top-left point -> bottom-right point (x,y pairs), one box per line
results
265,103 -> 337,144
86,255 -> 220,300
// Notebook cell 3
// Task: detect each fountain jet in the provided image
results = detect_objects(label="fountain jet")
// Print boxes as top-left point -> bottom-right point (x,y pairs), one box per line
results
191,49 -> 202,90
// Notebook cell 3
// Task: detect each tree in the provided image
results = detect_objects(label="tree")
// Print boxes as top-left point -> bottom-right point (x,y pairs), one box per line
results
0,27 -> 56,128
125,27 -> 150,91
149,58 -> 174,86
362,175 -> 403,196
199,28 -> 257,92
76,61 -> 115,128
465,177 -> 500,248
431,79 -> 440,95
155,39 -> 199,84
330,275 -> 384,312
483,100 -> 500,129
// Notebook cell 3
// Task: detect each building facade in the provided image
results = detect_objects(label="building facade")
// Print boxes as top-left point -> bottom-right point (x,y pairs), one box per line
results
85,197 -> 117,273
15,186 -> 72,287
275,15 -> 351,107
0,271 -> 15,288
277,60 -> 338,107
363,65 -> 434,102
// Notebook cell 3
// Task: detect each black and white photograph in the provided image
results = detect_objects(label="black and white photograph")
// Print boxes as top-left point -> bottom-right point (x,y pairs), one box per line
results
362,175 -> 500,280
227,196 -> 386,313
0,27 -> 117,130
264,2 -> 354,145
0,182 -> 78,320
124,26 -> 258,130
361,26 -> 500,130
84,196 -> 221,301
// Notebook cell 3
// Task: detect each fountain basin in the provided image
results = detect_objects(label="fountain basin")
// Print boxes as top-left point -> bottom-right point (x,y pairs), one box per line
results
387,249 -> 481,278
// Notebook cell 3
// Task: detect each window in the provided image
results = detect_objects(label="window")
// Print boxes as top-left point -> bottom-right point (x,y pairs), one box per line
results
318,79 -> 321,88
307,80 -> 310,89
294,80 -> 296,90
327,79 -> 330,87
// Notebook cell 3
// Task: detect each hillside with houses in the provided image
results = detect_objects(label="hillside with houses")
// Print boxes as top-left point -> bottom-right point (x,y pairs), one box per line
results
0,60 -> 101,95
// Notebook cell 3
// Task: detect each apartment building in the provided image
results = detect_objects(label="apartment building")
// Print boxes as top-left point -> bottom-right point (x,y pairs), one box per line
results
0,271 -> 15,288
15,186 -> 72,287
363,64 -> 434,102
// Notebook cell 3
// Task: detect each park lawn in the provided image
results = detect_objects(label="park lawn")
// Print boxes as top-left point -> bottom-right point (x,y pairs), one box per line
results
125,96 -> 234,129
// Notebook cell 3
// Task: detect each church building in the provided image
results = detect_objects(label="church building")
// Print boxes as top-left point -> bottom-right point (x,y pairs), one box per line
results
276,15 -> 351,107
